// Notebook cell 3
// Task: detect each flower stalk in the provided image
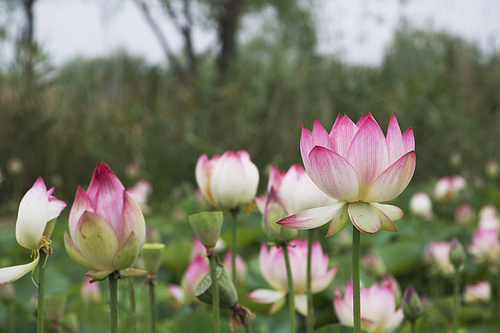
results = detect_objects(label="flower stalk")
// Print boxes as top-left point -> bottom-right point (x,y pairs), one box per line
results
148,280 -> 156,333
452,269 -> 460,333
306,230 -> 314,333
129,279 -> 137,333
209,253 -> 220,333
37,250 -> 47,333
352,226 -> 361,333
231,209 -> 238,284
282,243 -> 295,333
109,274 -> 118,333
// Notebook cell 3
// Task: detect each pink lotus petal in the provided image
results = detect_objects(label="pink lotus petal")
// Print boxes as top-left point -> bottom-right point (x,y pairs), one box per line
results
326,204 -> 350,236
246,289 -> 285,304
370,204 -> 398,232
308,146 -> 359,201
311,266 -> 337,293
268,166 -> 283,192
402,127 -> 415,152
69,187 -> 94,241
329,114 -> 358,158
347,117 -> 389,200
364,151 -> 416,203
386,114 -> 405,165
300,125 -> 314,172
121,192 -> 146,247
372,203 -> 404,222
348,202 -> 382,234
312,119 -> 335,151
277,202 -> 346,229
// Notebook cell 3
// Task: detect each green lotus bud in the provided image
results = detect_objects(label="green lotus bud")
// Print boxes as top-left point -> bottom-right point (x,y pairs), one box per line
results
449,238 -> 466,269
262,195 -> 297,243
44,294 -> 67,325
189,212 -> 223,253
140,243 -> 165,275
403,284 -> 424,321
195,266 -> 238,309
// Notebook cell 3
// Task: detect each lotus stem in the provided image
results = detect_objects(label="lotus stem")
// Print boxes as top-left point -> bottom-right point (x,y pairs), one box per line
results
411,320 -> 416,333
129,279 -> 137,333
352,226 -> 361,333
7,302 -> 15,333
243,316 -> 253,333
37,251 -> 47,333
282,243 -> 296,333
452,269 -> 460,333
306,230 -> 314,333
231,209 -> 238,284
109,273 -> 118,333
149,280 -> 156,333
209,253 -> 220,333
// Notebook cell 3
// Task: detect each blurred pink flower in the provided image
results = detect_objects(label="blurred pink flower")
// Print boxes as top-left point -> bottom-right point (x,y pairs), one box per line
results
478,205 -> 499,230
278,113 -> 415,235
409,192 -> 433,220
223,251 -> 247,283
167,254 -> 210,306
363,253 -> 387,278
423,241 -> 454,277
434,176 -> 466,201
468,228 -> 500,264
455,203 -> 475,225
166,284 -> 186,306
485,159 -> 499,178
247,239 -> 337,316
0,177 -> 66,285
334,280 -> 404,333
463,281 -> 491,304
64,163 -> 146,276
81,276 -> 101,304
127,180 -> 152,212
195,150 -> 259,209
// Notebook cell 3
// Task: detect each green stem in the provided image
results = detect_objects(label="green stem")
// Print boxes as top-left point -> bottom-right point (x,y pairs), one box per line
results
109,274 -> 118,333
129,279 -> 136,333
352,226 -> 361,333
453,269 -> 460,333
37,251 -> 47,333
149,281 -> 156,333
306,230 -> 314,333
209,254 -> 220,333
411,320 -> 416,333
283,243 -> 296,333
7,302 -> 15,333
231,210 -> 238,284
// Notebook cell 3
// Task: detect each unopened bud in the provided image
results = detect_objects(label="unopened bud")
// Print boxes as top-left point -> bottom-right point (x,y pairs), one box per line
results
189,212 -> 223,253
403,284 -> 424,321
195,266 -> 238,309
449,238 -> 466,269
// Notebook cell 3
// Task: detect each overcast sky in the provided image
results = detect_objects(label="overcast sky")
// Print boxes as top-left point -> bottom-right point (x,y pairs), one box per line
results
1,0 -> 500,67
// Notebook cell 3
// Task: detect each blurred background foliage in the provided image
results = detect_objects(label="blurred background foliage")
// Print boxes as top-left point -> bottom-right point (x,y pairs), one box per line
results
0,0 -> 500,332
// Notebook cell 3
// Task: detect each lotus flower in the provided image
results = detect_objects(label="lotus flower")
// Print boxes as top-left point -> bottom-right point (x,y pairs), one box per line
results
463,281 -> 491,304
455,203 -> 474,225
423,241 -> 454,277
127,180 -> 152,212
409,192 -> 433,220
256,165 -> 335,242
247,239 -> 337,316
0,177 -> 66,285
64,163 -> 146,279
434,176 -> 466,201
468,228 -> 500,264
167,255 -> 210,305
478,205 -> 499,230
81,276 -> 101,304
334,280 -> 404,333
278,113 -> 415,235
223,251 -> 247,282
195,150 -> 259,209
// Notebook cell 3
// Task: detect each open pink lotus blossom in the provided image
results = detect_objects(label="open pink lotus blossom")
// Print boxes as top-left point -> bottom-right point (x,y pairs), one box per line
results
247,239 -> 337,316
278,113 -> 415,235
256,165 -> 335,242
423,241 -> 454,277
195,150 -> 259,209
463,281 -> 491,304
334,280 -> 404,333
64,163 -> 146,279
0,177 -> 66,285
434,176 -> 466,201
223,251 -> 247,282
468,228 -> 500,264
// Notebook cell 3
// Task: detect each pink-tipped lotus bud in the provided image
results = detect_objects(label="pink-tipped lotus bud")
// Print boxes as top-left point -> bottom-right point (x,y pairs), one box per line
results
140,243 -> 165,275
189,212 -> 223,253
403,284 -> 423,321
195,266 -> 238,309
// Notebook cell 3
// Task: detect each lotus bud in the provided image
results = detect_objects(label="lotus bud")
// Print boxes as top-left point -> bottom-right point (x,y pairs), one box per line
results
195,266 -> 238,309
81,276 -> 101,304
45,294 -> 67,329
449,238 -> 466,269
141,243 -> 165,276
8,157 -> 24,175
486,159 -> 499,179
403,284 -> 423,321
189,212 -> 223,255
0,283 -> 15,303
